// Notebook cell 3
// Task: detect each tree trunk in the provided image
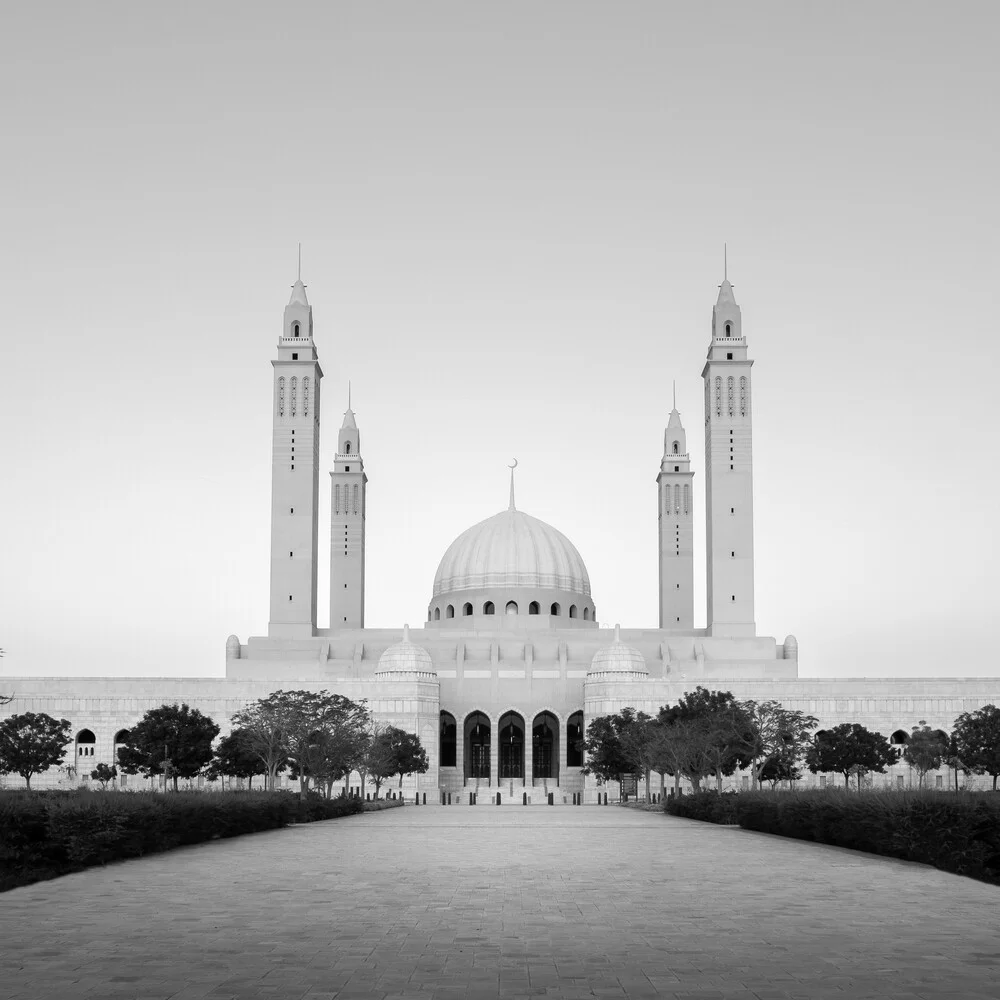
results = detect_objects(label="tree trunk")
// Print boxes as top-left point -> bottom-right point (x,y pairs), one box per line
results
173,775 -> 179,792
673,771 -> 680,795
993,773 -> 997,791
844,773 -> 850,789
24,774 -> 31,790
645,768 -> 651,803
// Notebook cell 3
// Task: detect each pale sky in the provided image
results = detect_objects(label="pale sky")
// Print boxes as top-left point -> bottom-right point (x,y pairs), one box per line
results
1,3 -> 998,680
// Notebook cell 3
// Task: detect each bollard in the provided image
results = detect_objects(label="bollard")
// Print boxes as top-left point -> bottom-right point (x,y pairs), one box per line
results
469,792 -> 475,806
496,791 -> 501,806
547,792 -> 554,806
423,792 -> 426,805
448,792 -> 452,805
522,792 -> 527,805
415,792 -> 419,805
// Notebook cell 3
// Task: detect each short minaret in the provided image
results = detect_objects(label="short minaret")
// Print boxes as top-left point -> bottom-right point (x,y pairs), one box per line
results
657,386 -> 695,629
268,267 -> 323,638
701,267 -> 756,637
329,391 -> 367,629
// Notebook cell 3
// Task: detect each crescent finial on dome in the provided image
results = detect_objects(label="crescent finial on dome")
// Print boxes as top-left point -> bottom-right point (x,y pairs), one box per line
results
508,458 -> 518,510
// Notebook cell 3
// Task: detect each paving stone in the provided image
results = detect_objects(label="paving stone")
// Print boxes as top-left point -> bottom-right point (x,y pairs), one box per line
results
1,808 -> 999,1000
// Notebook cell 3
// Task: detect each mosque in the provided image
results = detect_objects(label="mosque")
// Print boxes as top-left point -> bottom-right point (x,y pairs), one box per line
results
2,270 -> 997,798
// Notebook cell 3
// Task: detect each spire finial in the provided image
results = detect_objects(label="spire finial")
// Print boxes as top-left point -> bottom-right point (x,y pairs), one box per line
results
508,458 -> 518,511
672,380 -> 677,410
614,623 -> 621,643
348,379 -> 352,410
403,624 -> 410,642
297,243 -> 301,282
724,242 -> 727,282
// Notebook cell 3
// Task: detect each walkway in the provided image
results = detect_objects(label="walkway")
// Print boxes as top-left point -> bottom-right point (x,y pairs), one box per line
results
1,806 -> 998,1000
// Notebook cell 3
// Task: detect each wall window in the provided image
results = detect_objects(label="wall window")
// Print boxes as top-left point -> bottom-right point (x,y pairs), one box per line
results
463,602 -> 473,616
446,605 -> 454,619
483,601 -> 495,615
433,607 -> 441,621
569,605 -> 578,618
550,602 -> 561,616
505,600 -> 518,616
528,601 -> 540,615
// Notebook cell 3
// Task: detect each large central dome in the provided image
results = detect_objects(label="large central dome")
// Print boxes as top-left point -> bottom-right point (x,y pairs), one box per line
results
433,507 -> 591,598
429,492 -> 596,627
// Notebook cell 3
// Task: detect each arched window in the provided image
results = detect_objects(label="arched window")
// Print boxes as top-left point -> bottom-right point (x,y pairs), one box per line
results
345,441 -> 351,454
463,602 -> 473,616
433,607 -> 441,621
725,322 -> 731,338
528,601 -> 540,615
674,483 -> 681,515
277,376 -> 286,417
727,376 -> 735,417
672,440 -> 679,454
76,729 -> 96,759
353,484 -> 359,514
439,712 -> 457,768
505,601 -> 518,616
583,607 -> 590,621
550,602 -> 561,616
569,605 -> 578,618
483,601 -> 495,615
714,376 -> 722,417
290,376 -> 298,416
890,729 -> 909,746
532,712 -> 558,780
334,484 -> 340,515
683,484 -> 690,514
446,604 -> 454,619
292,322 -> 300,338
739,375 -> 748,416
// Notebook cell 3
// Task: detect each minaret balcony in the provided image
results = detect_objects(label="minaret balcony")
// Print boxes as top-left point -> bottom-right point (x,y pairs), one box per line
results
712,335 -> 746,345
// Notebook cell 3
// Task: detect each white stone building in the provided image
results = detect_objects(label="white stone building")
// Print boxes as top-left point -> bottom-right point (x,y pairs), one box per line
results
2,273 -> 997,799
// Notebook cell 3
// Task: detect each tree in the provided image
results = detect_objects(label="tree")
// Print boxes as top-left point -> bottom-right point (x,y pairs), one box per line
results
581,713 -> 634,797
0,712 -> 72,789
208,729 -> 270,790
758,752 -> 802,788
364,722 -> 399,797
902,721 -> 948,788
116,703 -> 219,791
394,729 -> 429,788
740,700 -> 818,790
90,762 -> 118,789
657,688 -> 753,792
229,700 -> 290,791
235,690 -> 369,798
952,704 -> 1000,791
805,723 -> 897,789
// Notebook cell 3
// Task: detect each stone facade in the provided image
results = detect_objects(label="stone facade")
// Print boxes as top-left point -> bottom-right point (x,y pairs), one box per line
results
2,271 -> 997,797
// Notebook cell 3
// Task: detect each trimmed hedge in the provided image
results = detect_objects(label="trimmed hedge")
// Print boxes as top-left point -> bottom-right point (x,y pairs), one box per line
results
665,789 -> 1000,885
0,790 -> 363,892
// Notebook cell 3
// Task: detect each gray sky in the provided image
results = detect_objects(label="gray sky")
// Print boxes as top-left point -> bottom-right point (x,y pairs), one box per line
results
1,3 -> 998,679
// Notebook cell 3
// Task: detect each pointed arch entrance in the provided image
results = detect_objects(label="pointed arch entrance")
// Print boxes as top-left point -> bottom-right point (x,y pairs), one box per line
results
464,711 -> 491,782
532,711 -> 559,782
498,712 -> 525,780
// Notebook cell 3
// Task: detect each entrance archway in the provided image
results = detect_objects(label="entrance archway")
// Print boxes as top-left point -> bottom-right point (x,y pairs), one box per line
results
566,711 -> 584,767
498,711 -> 525,780
439,711 -> 457,768
464,711 -> 491,782
532,711 -> 559,782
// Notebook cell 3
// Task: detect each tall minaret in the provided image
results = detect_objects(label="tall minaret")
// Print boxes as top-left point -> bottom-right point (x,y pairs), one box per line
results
701,268 -> 756,637
657,387 -> 694,629
267,268 -> 323,638
329,392 -> 367,629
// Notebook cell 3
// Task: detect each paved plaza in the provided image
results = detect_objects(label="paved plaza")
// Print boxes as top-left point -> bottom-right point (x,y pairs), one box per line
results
1,805 -> 999,1000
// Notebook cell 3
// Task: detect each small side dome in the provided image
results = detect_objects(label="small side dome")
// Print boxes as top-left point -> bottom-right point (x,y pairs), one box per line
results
226,635 -> 241,660
376,625 -> 436,675
589,624 -> 647,675
783,635 -> 798,659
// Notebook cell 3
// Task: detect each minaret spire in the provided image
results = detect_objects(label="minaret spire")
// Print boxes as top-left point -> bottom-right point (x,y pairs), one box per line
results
724,242 -> 727,282
508,458 -> 518,511
297,242 -> 301,282
672,380 -> 677,410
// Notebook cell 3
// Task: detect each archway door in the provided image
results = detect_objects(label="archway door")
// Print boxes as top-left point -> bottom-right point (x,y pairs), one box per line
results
498,712 -> 525,780
566,711 -> 584,767
464,711 -> 491,782
532,712 -> 559,783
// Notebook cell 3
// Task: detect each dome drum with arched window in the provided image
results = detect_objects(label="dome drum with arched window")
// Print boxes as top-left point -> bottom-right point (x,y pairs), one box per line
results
430,502 -> 596,630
